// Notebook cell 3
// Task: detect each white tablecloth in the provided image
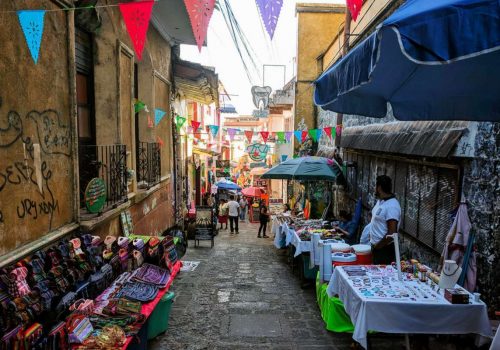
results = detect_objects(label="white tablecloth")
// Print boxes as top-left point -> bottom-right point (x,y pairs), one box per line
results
273,223 -> 311,257
327,266 -> 492,349
273,221 -> 287,249
289,229 -> 311,257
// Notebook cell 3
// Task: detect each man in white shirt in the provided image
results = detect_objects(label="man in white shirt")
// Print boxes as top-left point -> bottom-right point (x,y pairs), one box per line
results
368,175 -> 401,264
227,195 -> 240,234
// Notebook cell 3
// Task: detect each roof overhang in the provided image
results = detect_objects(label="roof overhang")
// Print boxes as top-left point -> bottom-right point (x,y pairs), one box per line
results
174,59 -> 219,105
151,0 -> 197,46
340,121 -> 469,158
193,147 -> 219,157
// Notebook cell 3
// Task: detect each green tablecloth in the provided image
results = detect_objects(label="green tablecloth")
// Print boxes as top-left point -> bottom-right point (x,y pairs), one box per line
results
316,272 -> 354,333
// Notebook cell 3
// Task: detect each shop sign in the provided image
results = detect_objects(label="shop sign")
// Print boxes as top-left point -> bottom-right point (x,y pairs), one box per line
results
250,162 -> 266,168
84,178 -> 107,213
252,109 -> 269,118
216,170 -> 230,178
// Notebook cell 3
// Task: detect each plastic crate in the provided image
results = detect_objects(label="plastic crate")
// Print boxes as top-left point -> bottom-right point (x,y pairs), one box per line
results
147,292 -> 175,340
303,255 -> 318,280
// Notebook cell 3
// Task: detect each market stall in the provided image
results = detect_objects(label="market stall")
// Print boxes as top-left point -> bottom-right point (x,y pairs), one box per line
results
0,233 -> 181,349
326,264 -> 492,349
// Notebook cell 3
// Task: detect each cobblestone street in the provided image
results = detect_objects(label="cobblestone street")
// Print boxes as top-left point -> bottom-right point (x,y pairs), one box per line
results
149,221 -> 403,350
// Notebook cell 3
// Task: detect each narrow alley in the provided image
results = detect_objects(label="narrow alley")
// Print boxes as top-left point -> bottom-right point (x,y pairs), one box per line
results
150,222 -> 400,350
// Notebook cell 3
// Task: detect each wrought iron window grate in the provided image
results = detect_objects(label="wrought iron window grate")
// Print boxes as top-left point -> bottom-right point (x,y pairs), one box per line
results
137,142 -> 161,189
79,144 -> 128,213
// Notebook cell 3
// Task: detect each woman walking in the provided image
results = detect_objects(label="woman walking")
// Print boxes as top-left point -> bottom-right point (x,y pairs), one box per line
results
258,203 -> 270,238
218,199 -> 228,230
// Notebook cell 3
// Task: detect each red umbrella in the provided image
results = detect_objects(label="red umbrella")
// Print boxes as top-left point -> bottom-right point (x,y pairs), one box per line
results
242,186 -> 264,197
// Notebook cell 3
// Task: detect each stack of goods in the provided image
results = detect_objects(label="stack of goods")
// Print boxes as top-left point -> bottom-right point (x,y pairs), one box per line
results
295,227 -> 343,242
0,233 -> 179,350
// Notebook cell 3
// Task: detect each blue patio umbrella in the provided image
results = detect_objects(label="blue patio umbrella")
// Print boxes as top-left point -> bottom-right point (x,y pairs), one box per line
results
215,179 -> 241,190
314,0 -> 500,121
260,156 -> 344,182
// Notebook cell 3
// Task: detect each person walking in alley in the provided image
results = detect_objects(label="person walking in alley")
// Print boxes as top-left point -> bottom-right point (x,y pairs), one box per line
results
218,199 -> 228,230
258,203 -> 270,238
239,196 -> 248,222
368,175 -> 401,264
227,195 -> 240,234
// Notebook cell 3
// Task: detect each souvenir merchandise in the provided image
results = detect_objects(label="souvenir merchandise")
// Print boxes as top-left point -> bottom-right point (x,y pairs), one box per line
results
0,231 -> 180,349
115,282 -> 159,302
444,288 -> 469,304
439,260 -> 462,289
341,265 -> 445,302
132,263 -> 170,288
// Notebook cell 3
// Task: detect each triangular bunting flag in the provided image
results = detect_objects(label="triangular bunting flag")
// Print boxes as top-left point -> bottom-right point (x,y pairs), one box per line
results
119,1 -> 154,61
336,124 -> 343,137
323,126 -> 333,140
175,116 -> 186,131
347,0 -> 363,22
255,0 -> 283,40
191,120 -> 201,131
209,125 -> 219,137
154,108 -> 166,126
227,128 -> 237,141
134,100 -> 147,113
285,131 -> 293,143
301,130 -> 308,143
271,132 -> 276,139
260,131 -> 269,143
308,129 -> 318,142
156,136 -> 164,147
244,130 -> 253,143
184,0 -> 216,51
17,10 -> 46,64
316,128 -> 323,141
277,131 -> 285,143
294,130 -> 302,143
147,115 -> 154,128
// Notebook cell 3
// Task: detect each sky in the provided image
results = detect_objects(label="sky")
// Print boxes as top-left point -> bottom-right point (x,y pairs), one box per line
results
181,0 -> 342,115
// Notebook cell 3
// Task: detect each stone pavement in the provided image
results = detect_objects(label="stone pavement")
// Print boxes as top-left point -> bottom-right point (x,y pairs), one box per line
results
149,221 -> 406,350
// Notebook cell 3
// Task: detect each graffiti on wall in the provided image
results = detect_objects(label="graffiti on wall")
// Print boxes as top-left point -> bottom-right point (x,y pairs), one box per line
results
0,99 -> 71,233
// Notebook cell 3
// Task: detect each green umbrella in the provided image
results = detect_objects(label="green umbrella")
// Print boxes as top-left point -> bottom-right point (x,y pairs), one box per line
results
261,156 -> 344,182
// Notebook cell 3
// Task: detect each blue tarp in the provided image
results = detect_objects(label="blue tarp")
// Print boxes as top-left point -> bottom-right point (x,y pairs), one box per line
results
314,0 -> 500,121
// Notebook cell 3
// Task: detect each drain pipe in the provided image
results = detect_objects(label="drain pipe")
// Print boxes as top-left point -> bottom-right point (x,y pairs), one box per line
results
335,9 -> 351,148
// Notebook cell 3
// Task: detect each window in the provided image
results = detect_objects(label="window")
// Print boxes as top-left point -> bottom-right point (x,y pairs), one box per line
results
344,150 -> 460,252
75,28 -> 95,144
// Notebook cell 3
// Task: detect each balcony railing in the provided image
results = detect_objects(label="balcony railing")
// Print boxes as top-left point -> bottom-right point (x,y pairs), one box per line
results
137,142 -> 161,189
79,144 -> 128,214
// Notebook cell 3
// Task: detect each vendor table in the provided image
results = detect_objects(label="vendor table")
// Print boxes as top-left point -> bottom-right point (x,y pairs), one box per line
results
273,223 -> 311,257
327,265 -> 492,349
122,260 -> 182,349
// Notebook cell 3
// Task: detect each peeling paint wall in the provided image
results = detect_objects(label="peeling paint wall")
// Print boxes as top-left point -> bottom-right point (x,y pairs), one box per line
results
461,122 -> 500,311
319,103 -> 500,310
0,0 -> 76,256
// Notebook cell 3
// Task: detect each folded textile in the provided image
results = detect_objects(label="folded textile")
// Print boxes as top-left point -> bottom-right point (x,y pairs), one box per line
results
131,263 -> 170,288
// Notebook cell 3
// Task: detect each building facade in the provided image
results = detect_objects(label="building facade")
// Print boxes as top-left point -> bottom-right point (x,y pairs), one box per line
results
315,0 -> 499,311
294,2 -> 345,153
0,0 -> 202,266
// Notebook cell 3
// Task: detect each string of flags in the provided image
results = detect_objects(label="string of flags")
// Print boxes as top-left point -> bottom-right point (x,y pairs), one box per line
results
10,0 -> 215,63
133,101 -> 342,146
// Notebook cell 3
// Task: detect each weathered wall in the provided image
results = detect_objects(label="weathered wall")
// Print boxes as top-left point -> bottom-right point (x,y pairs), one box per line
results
89,7 -> 175,237
462,122 -> 500,312
0,0 -> 76,255
295,4 -> 345,135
